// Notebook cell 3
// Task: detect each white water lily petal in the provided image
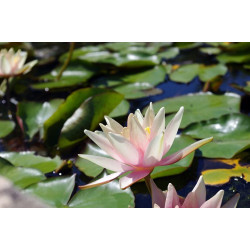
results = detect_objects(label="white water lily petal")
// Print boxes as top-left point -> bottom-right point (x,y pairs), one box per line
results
104,116 -> 123,133
135,109 -> 144,126
108,132 -> 140,165
151,107 -> 165,138
78,154 -> 134,172
143,102 -> 155,128
163,106 -> 184,154
21,60 -> 38,74
84,130 -> 123,162
165,183 -> 181,208
143,133 -> 164,167
79,172 -> 124,190
159,137 -> 213,166
192,176 -> 206,207
222,193 -> 240,208
119,169 -> 152,190
201,190 -> 224,208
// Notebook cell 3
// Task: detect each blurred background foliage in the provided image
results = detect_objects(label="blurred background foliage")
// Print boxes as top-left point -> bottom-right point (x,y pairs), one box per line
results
0,42 -> 249,207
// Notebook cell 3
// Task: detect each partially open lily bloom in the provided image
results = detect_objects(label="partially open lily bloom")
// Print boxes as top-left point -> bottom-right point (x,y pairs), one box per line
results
79,103 -> 213,190
0,48 -> 37,78
151,176 -> 240,208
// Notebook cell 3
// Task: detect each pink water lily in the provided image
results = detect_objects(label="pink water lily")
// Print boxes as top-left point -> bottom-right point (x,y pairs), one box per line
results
79,103 -> 213,190
0,48 -> 37,78
151,176 -> 240,208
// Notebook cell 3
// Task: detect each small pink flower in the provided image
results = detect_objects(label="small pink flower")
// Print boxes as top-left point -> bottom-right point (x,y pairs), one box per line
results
0,48 -> 37,78
79,103 -> 213,190
151,176 -> 240,208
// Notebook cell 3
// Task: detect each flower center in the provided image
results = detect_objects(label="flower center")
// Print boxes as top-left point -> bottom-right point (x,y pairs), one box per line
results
145,126 -> 151,136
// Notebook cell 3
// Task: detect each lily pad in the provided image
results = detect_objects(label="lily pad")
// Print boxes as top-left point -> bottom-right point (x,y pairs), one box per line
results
0,151 -> 63,173
43,88 -> 109,147
17,99 -> 64,139
217,53 -> 250,64
183,113 -> 250,158
149,92 -> 240,129
0,120 -> 15,138
151,135 -> 196,179
198,64 -> 227,82
175,42 -> 202,50
58,91 -> 124,150
200,47 -> 221,55
202,157 -> 250,185
68,171 -> 135,208
103,42 -> 146,52
108,99 -> 130,118
24,175 -> 75,208
159,47 -> 179,59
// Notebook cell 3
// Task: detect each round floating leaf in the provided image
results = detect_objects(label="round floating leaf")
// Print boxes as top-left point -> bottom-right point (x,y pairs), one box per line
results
68,172 -> 135,208
0,157 -> 45,189
200,47 -> 221,55
175,42 -> 202,50
0,120 -> 15,138
103,42 -> 146,52
151,135 -> 196,179
0,151 -> 63,173
24,175 -> 75,207
202,157 -> 250,185
17,99 -> 64,139
217,53 -> 250,64
109,99 -> 130,118
183,113 -> 250,158
43,88 -> 108,147
169,64 -> 200,83
198,64 -> 227,82
149,92 -> 241,128
159,47 -> 179,59
58,91 -> 124,150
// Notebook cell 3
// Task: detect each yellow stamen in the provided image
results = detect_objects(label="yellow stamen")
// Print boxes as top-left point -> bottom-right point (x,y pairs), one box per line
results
145,126 -> 151,135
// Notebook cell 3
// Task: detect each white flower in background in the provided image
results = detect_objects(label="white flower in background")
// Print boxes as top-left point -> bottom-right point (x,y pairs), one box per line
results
79,103 -> 213,190
0,48 -> 37,78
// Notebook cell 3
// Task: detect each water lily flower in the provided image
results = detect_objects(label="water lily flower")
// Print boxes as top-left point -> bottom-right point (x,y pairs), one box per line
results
151,176 -> 240,208
79,103 -> 213,190
0,48 -> 37,78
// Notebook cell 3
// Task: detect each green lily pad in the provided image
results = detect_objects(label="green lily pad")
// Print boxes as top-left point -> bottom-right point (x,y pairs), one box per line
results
103,42 -> 146,52
24,175 -> 75,208
217,53 -> 250,64
169,64 -> 200,83
159,47 -> 179,59
17,99 -> 64,139
151,135 -> 196,179
43,88 -> 109,148
0,151 -> 63,173
0,120 -> 15,138
68,171 -> 135,208
0,157 -> 45,188
149,92 -> 240,128
198,64 -> 227,82
108,99 -> 130,118
200,47 -> 221,55
58,91 -> 124,150
32,64 -> 97,90
175,42 -> 202,50
183,113 -> 250,158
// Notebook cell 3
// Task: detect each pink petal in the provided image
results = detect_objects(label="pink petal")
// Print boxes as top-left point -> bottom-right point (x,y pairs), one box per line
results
108,132 -> 140,165
222,193 -> 240,208
78,154 -> 134,172
79,172 -> 124,190
165,183 -> 181,208
150,107 -> 165,139
119,169 -> 152,190
143,102 -> 155,128
192,176 -> 206,207
181,192 -> 198,208
159,137 -> 213,166
201,190 -> 224,208
163,106 -> 184,155
150,178 -> 166,208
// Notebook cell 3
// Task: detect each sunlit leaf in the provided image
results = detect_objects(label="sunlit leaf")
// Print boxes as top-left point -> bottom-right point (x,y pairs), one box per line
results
109,99 -> 130,118
0,120 -> 15,138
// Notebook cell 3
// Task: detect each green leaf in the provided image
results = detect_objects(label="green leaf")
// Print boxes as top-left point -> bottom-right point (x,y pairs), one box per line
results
159,47 -> 179,59
109,99 -> 130,118
0,120 -> 15,138
43,88 -> 108,147
183,113 -> 250,158
149,92 -> 241,128
68,172 -> 134,208
0,157 -> 45,189
217,53 -> 250,64
24,175 -> 75,207
58,91 -> 124,150
17,99 -> 64,139
103,42 -> 146,52
200,47 -> 221,55
169,64 -> 200,83
32,64 -> 97,90
198,64 -> 227,82
76,142 -> 110,178
0,151 -> 63,174
114,82 -> 162,99
151,135 -> 196,179
175,42 -> 202,50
